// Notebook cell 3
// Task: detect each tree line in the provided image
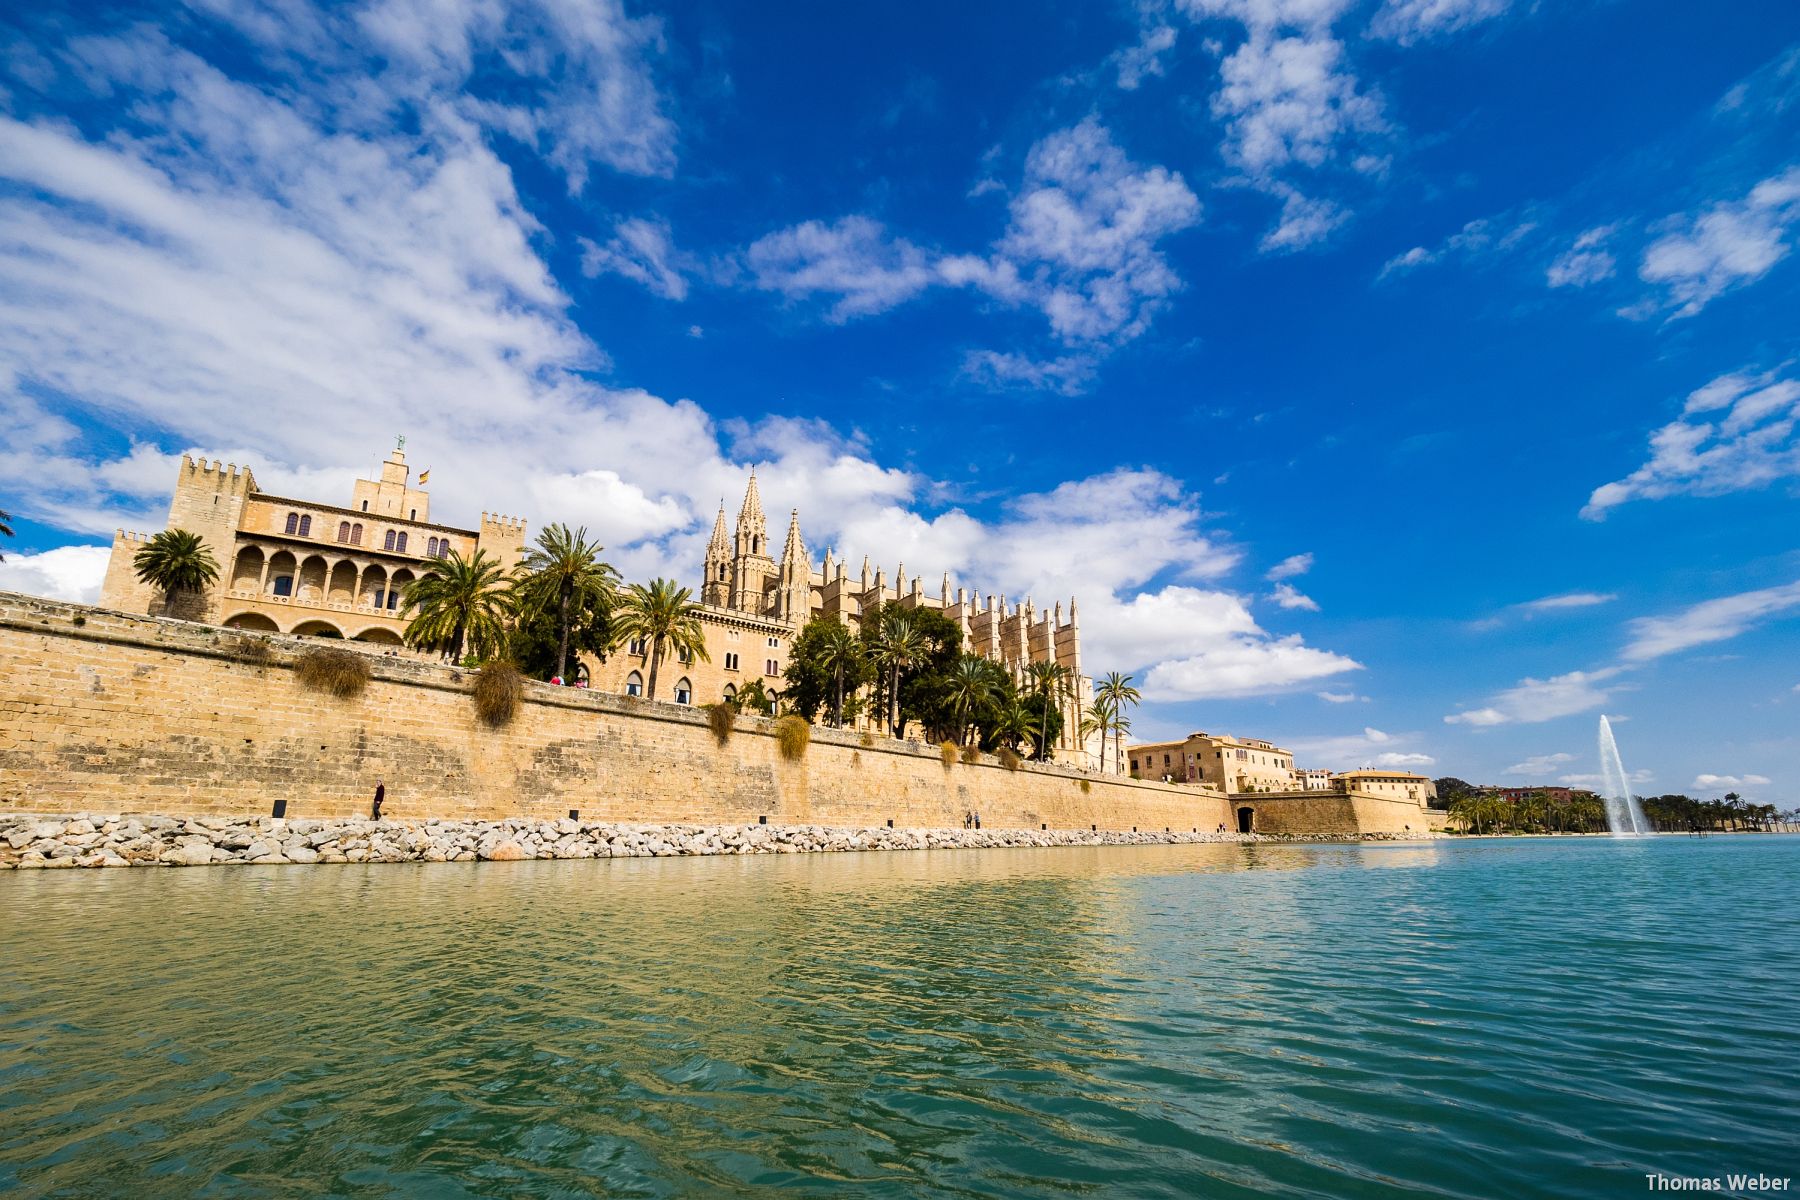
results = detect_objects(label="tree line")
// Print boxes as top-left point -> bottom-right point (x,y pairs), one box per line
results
1432,776 -> 1793,834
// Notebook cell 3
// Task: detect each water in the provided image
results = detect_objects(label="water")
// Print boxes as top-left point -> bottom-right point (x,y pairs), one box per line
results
1598,714 -> 1651,835
3,838 -> 1797,1198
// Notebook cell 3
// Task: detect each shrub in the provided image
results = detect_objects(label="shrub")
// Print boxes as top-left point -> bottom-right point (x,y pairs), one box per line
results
295,647 -> 370,698
997,747 -> 1023,772
775,715 -> 811,762
72,615 -> 86,628
939,740 -> 958,768
472,662 -> 524,727
705,702 -> 734,747
1079,778 -> 1092,794
234,635 -> 272,663
860,731 -> 875,747
960,744 -> 981,765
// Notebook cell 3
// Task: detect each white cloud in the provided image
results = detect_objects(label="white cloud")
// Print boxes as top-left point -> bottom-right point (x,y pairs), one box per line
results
1379,215 -> 1538,281
1583,367 -> 1800,519
1638,166 -> 1800,317
579,217 -> 690,300
1268,581 -> 1319,610
1559,768 -> 1652,789
1372,751 -> 1436,767
960,350 -> 1097,396
1546,225 -> 1618,288
746,119 -> 1200,359
1444,668 -> 1621,726
1266,552 -> 1313,580
1518,591 -> 1617,614
1315,689 -> 1366,703
1369,0 -> 1510,45
0,544 -> 110,603
1288,725 -> 1435,770
1621,580 -> 1800,663
1505,752 -> 1574,776
744,216 -> 938,321
1693,773 -> 1771,791
1113,24 -> 1178,90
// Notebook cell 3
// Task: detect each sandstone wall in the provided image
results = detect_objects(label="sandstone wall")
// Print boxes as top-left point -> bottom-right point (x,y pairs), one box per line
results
0,594 -> 1239,833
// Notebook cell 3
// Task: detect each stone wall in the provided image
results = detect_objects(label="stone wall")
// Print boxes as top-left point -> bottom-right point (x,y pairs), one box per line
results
0,594 -> 1239,833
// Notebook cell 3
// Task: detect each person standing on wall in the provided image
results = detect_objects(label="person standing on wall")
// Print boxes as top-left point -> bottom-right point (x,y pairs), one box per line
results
372,779 -> 385,820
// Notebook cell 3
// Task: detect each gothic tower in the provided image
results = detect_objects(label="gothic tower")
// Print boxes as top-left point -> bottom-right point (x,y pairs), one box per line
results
730,470 -> 776,615
702,501 -> 731,608
776,509 -> 810,627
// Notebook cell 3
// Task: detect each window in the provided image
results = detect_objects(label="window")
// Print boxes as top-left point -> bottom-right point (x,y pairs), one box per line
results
284,512 -> 299,534
361,500 -> 369,512
272,575 -> 293,597
338,521 -> 352,542
384,530 -> 397,551
767,636 -> 779,647
722,684 -> 736,702
765,658 -> 778,675
351,523 -> 362,545
677,645 -> 693,664
718,565 -> 727,580
724,652 -> 739,671
625,671 -> 643,697
297,515 -> 311,537
386,590 -> 400,610
674,678 -> 692,705
410,508 -> 417,520
628,637 -> 647,656
394,532 -> 407,553
372,589 -> 385,609
426,537 -> 439,558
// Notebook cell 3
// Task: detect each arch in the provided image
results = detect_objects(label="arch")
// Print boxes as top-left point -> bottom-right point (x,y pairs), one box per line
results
297,515 -> 312,537
625,671 -> 643,698
296,555 -> 328,604
386,568 -> 415,611
673,677 -> 693,705
352,626 -> 404,645
223,611 -> 280,632
1236,806 -> 1255,835
722,683 -> 737,702
266,550 -> 297,598
394,531 -> 408,554
230,545 -> 265,592
284,512 -> 300,535
291,619 -> 344,639
359,564 -> 388,609
384,529 -> 397,551
351,522 -> 363,545
337,520 -> 352,543
327,560 -> 358,606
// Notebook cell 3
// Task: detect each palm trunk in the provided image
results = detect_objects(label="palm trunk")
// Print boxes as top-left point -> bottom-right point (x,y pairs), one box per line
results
647,642 -> 662,700
832,663 -> 844,727
556,581 -> 572,681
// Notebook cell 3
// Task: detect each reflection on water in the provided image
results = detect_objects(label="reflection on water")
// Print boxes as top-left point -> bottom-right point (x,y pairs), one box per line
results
2,838 -> 1796,1198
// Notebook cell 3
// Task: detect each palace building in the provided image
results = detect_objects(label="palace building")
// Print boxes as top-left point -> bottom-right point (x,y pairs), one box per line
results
98,445 -> 527,643
584,472 -> 1100,766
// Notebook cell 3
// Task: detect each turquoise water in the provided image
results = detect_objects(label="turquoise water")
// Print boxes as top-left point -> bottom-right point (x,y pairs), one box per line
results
2,836 -> 1797,1197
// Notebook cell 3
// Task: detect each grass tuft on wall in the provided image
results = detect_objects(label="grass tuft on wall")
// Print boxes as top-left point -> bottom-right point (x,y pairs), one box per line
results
997,747 -> 1023,772
960,744 -> 982,764
294,647 -> 370,699
775,715 -> 811,762
939,740 -> 958,767
705,703 -> 734,747
472,663 -> 524,727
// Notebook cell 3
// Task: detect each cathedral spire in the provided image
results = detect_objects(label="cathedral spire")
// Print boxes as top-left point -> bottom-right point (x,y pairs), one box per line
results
738,468 -> 765,527
781,508 -> 806,565
707,501 -> 729,554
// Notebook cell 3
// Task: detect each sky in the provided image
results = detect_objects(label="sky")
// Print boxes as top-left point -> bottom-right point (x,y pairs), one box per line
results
1,0 -> 1797,802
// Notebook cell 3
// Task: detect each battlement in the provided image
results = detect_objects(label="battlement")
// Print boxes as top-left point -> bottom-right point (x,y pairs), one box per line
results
178,455 -> 258,493
479,513 -> 528,533
114,530 -> 152,544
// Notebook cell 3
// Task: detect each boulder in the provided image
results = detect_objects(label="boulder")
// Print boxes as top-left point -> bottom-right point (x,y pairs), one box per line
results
480,839 -> 528,861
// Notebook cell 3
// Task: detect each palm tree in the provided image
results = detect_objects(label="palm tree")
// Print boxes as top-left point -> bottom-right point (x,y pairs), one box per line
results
0,508 -> 12,561
401,548 -> 512,663
512,524 -> 618,682
132,529 -> 219,616
1027,660 -> 1071,762
867,611 -> 926,736
612,578 -> 709,701
945,655 -> 995,745
1080,697 -> 1115,769
1093,671 -> 1142,774
993,693 -> 1035,754
816,621 -> 862,727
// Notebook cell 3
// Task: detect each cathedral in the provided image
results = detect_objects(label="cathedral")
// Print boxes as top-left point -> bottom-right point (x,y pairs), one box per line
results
585,473 -> 1099,765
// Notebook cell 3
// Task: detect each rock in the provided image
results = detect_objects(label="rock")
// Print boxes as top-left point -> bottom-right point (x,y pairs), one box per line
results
286,845 -> 320,864
64,819 -> 95,837
161,843 -> 216,866
480,839 -> 528,861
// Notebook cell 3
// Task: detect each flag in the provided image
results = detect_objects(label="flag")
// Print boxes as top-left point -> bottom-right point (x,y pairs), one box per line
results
417,469 -> 430,485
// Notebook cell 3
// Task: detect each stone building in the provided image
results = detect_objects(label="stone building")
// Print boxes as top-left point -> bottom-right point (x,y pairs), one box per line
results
585,472 -> 1100,766
98,445 -> 527,644
1337,771 -> 1437,805
1127,732 -> 1300,793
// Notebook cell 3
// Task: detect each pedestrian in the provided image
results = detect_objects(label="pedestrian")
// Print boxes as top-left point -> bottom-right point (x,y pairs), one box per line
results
372,779 -> 385,820
973,811 -> 981,830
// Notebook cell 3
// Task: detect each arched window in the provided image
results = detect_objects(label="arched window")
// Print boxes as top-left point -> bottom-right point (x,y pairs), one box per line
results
677,645 -> 693,664
625,671 -> 643,697
297,515 -> 311,537
628,637 -> 647,656
395,532 -> 407,553
426,537 -> 438,557
722,684 -> 737,702
718,564 -> 726,580
284,512 -> 299,534
338,521 -> 351,543
674,678 -> 692,705
272,575 -> 293,597
384,529 -> 396,551
350,523 -> 362,545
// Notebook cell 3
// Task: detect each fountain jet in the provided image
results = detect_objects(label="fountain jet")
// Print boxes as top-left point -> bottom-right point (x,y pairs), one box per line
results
1597,715 -> 1651,836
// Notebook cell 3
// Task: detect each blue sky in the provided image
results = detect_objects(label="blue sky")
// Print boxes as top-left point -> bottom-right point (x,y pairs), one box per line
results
2,0 -> 1797,800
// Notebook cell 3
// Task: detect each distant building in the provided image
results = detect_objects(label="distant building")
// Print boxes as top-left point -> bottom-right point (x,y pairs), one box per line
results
99,445 -> 527,644
1126,732 -> 1297,793
1334,770 -> 1436,806
1297,768 -> 1334,791
1499,786 -> 1574,804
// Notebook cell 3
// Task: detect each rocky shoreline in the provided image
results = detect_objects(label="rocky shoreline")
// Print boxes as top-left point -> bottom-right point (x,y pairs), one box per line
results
0,813 -> 1432,869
